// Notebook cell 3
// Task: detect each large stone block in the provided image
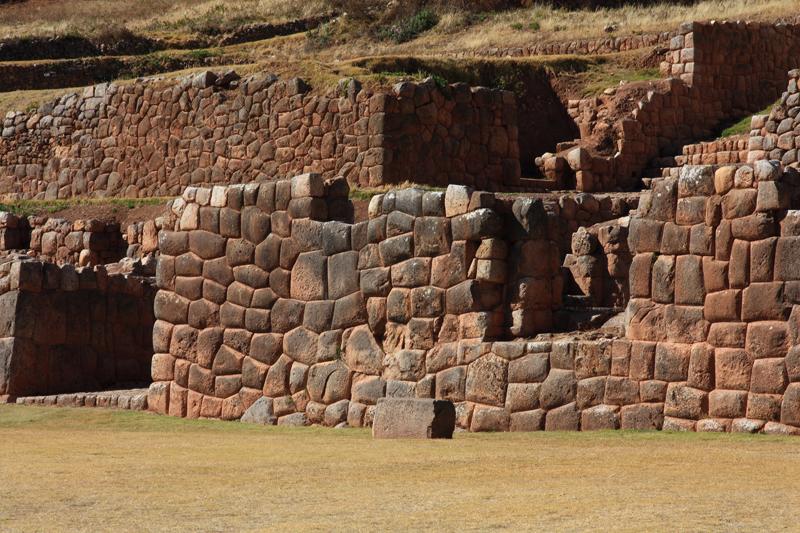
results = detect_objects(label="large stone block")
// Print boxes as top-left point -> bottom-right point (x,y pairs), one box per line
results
745,321 -> 789,359
539,369 -> 577,409
581,404 -> 620,430
290,251 -> 327,301
372,398 -> 455,438
664,383 -> 707,419
620,403 -> 664,430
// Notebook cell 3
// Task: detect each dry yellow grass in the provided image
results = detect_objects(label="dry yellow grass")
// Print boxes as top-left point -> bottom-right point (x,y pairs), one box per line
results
394,0 -> 800,55
1,404 -> 799,532
0,0 -> 328,39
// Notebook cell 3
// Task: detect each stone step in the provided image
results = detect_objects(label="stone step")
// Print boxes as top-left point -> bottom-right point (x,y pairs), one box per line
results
555,306 -> 621,331
14,387 -> 149,410
563,294 -> 593,307
518,177 -> 558,190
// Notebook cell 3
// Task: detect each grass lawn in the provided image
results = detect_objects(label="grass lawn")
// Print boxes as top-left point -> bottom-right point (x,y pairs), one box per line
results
1,405 -> 799,531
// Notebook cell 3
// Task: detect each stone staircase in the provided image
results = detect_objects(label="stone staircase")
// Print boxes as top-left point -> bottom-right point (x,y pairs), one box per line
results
14,387 -> 149,410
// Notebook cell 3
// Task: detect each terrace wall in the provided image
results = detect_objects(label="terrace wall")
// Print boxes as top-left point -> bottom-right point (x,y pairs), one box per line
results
623,163 -> 800,434
147,175 -> 565,424
0,260 -> 156,398
0,71 -> 521,201
548,21 -> 800,191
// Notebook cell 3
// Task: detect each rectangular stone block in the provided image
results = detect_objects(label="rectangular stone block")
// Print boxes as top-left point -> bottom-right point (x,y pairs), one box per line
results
372,398 -> 455,439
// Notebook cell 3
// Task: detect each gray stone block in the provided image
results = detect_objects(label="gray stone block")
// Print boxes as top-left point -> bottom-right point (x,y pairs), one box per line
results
372,398 -> 455,439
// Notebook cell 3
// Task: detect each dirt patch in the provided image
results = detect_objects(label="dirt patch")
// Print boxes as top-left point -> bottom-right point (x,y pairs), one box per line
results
48,203 -> 168,226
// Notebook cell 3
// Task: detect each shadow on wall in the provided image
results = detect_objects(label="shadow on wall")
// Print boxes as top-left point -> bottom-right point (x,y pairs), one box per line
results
358,57 -> 580,175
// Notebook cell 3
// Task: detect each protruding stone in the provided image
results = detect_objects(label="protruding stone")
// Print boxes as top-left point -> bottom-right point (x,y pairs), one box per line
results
372,398 -> 456,439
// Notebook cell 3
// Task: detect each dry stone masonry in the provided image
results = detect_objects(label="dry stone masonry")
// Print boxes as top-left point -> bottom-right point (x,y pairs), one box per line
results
5,16 -> 800,436
0,72 -> 521,200
624,163 -> 800,434
147,174 -> 565,425
538,21 -> 800,192
0,258 -> 155,399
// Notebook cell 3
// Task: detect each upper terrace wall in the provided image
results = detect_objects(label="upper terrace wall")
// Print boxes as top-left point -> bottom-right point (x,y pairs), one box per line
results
0,72 -> 521,201
551,21 -> 800,191
750,69 -> 800,166
0,259 -> 155,398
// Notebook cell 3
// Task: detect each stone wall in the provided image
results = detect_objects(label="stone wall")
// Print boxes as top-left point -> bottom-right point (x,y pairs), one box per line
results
622,163 -> 800,434
749,69 -> 800,166
673,136 -> 748,167
0,212 -> 29,250
27,217 -> 127,265
565,217 -> 630,308
465,31 -> 671,58
0,259 -> 156,398
0,71 -> 521,200
147,174 -> 564,424
543,21 -> 800,191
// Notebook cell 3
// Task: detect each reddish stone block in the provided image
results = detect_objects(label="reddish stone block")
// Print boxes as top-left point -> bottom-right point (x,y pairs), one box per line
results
654,342 -> 691,382
660,223 -> 689,255
581,404 -> 620,431
728,240 -> 749,289
702,257 -> 728,293
629,253 -> 655,298
750,237 -> 777,282
715,348 -> 752,390
750,358 -> 788,394
747,393 -> 782,422
611,340 -> 631,377
703,290 -> 740,322
576,377 -> 606,409
147,381 -> 170,415
604,377 -> 639,405
745,321 -> 789,359
168,383 -> 188,418
629,341 -> 656,380
775,236 -> 800,281
510,409 -> 545,432
781,383 -> 800,426
620,403 -> 664,430
665,383 -> 707,419
674,254 -> 704,305
687,343 -> 714,391
651,255 -> 675,303
696,419 -> 730,433
708,389 -> 747,418
640,380 -> 667,402
574,340 -> 611,379
664,305 -> 709,344
741,282 -> 787,321
470,406 -> 510,432
786,346 -> 800,382
707,322 -> 746,348
544,402 -> 580,431
662,416 -> 696,432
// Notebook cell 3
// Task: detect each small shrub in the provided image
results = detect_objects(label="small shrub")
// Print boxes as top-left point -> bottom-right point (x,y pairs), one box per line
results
186,48 -> 218,61
510,22 -> 523,30
306,22 -> 335,50
377,8 -> 439,44
529,20 -> 540,31
420,70 -> 448,88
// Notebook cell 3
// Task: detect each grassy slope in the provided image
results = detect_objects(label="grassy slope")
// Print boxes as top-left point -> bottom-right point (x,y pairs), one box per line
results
1,404 -> 799,531
0,0 -> 793,116
0,0 -> 328,40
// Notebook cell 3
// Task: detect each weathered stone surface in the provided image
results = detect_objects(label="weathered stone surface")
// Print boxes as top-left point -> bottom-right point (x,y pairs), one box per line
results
240,397 -> 276,425
372,398 -> 455,438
